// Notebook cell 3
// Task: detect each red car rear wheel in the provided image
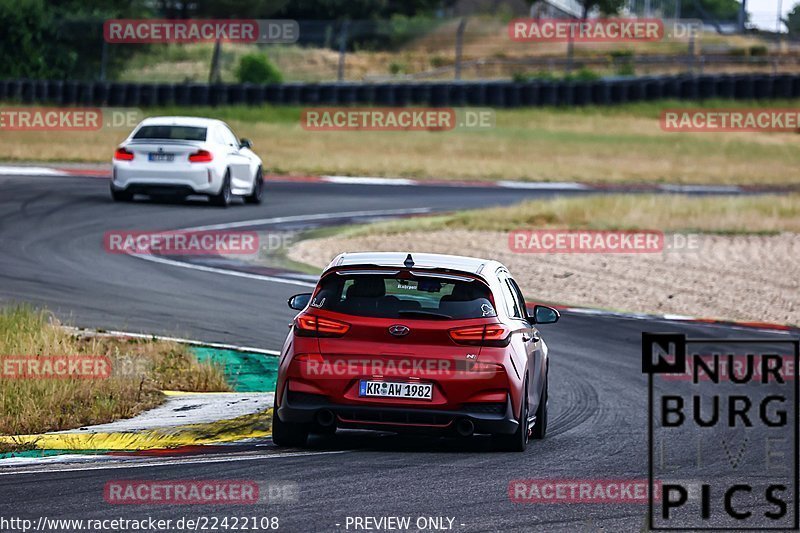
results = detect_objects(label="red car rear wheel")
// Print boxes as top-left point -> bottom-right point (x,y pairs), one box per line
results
531,378 -> 548,440
272,412 -> 309,447
495,379 -> 529,452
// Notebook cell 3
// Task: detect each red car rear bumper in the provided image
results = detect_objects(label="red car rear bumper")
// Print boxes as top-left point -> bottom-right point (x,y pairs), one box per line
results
276,385 -> 519,436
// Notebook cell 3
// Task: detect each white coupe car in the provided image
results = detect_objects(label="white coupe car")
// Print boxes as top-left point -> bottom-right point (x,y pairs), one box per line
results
110,116 -> 263,207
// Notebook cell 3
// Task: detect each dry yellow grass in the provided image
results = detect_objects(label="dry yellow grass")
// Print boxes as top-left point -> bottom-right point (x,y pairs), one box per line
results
0,306 -> 229,438
342,194 -> 800,235
118,22 -> 781,82
1,105 -> 799,186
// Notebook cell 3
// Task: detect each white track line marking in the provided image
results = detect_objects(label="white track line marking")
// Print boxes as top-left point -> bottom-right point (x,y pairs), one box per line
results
497,180 -> 590,190
660,313 -> 697,320
322,176 -> 417,186
62,326 -> 281,355
659,184 -> 742,193
128,208 -> 431,288
180,208 -> 431,232
0,165 -> 767,194
133,254 -> 317,287
0,450 -> 349,476
0,166 -> 67,176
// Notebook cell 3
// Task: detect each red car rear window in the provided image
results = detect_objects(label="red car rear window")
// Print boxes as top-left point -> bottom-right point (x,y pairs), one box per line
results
311,273 -> 496,320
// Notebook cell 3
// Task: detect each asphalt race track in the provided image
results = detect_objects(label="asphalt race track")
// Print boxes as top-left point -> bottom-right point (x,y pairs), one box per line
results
0,173 -> 795,532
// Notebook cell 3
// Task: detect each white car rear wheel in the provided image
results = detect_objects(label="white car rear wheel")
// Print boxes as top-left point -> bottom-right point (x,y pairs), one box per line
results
245,167 -> 263,205
209,170 -> 232,207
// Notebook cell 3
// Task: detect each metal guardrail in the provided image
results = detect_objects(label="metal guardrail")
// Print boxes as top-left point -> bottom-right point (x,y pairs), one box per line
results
1,74 -> 798,108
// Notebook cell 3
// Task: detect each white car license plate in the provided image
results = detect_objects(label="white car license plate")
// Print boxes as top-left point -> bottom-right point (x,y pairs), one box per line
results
148,152 -> 174,162
359,380 -> 433,400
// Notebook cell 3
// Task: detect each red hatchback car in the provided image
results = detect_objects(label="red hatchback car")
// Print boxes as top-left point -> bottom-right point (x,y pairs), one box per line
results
272,252 -> 559,451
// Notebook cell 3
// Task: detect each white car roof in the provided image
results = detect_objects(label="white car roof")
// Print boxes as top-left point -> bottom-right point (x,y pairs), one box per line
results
137,116 -> 225,128
324,252 -> 507,279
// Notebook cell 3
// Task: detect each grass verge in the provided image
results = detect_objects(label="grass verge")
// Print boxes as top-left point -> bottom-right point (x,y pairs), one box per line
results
1,101 -> 799,186
0,306 -> 230,448
334,194 -> 800,235
0,409 -> 273,451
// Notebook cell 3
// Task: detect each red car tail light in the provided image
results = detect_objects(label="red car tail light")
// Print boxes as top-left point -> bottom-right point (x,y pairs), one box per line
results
189,149 -> 213,163
449,324 -> 511,347
114,147 -> 134,161
295,315 -> 350,338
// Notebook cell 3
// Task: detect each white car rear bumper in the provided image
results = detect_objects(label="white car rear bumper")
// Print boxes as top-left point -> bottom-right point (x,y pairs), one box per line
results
111,162 -> 222,195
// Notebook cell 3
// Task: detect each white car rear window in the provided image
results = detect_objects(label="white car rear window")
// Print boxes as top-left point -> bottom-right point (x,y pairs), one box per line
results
133,126 -> 207,141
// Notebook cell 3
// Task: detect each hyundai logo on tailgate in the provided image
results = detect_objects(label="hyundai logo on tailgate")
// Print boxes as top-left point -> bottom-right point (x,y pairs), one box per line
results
388,324 -> 410,337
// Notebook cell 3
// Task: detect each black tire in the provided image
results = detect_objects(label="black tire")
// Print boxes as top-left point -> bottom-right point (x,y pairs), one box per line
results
531,377 -> 548,440
110,186 -> 133,202
244,167 -> 263,205
209,170 -> 232,207
271,412 -> 309,447
495,379 -> 530,452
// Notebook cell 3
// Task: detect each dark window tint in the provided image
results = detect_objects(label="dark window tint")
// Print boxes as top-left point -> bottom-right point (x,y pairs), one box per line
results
311,274 -> 496,320
507,277 -> 528,319
133,126 -> 207,141
498,272 -> 522,318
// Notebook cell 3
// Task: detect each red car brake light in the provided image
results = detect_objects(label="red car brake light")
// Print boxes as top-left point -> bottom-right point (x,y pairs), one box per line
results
295,315 -> 350,338
449,324 -> 510,347
114,147 -> 134,161
189,149 -> 213,163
